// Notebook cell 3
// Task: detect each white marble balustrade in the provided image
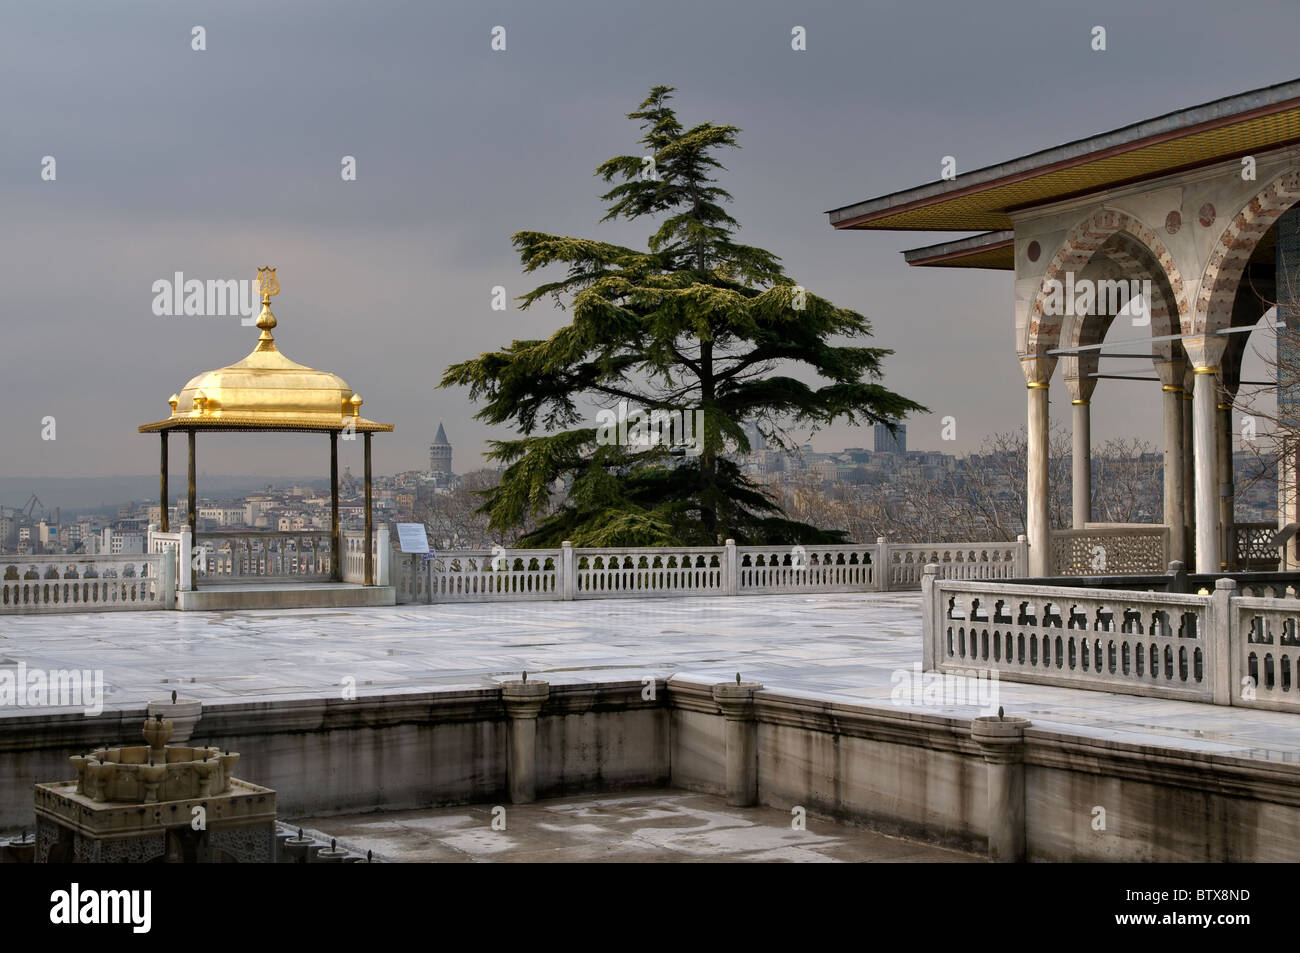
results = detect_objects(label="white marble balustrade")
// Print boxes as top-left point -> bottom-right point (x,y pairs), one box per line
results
923,573 -> 1300,711
1,555 -> 165,612
195,531 -> 333,582
1234,591 -> 1300,712
409,539 -> 1027,604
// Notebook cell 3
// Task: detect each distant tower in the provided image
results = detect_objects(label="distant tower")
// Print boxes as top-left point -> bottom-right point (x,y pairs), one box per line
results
874,421 -> 906,454
429,419 -> 453,475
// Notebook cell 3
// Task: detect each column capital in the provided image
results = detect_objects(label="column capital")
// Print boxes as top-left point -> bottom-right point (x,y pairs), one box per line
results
1153,356 -> 1188,388
1061,351 -> 1098,402
1181,334 -> 1227,371
1019,354 -> 1057,387
1062,373 -> 1096,403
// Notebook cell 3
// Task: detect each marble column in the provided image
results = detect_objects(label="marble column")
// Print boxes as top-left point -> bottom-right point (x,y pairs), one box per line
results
1282,438 -> 1297,571
1218,401 -> 1234,569
1185,336 -> 1227,574
1064,371 -> 1096,530
1154,359 -> 1186,565
1022,356 -> 1057,577
1182,365 -> 1196,563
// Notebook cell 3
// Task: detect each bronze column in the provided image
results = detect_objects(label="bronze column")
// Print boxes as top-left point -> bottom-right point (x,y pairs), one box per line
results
364,430 -> 374,586
330,431 -> 341,582
186,429 -> 196,537
160,432 -> 169,532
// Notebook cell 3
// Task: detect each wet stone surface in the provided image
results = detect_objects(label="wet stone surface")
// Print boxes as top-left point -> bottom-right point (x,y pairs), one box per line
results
291,790 -> 981,863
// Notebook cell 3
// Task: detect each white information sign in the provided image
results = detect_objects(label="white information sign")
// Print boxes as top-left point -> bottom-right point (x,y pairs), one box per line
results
396,522 -> 430,554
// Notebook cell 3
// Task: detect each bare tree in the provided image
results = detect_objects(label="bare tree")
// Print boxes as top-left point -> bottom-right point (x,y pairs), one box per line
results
414,470 -> 558,549
761,425 -> 1162,544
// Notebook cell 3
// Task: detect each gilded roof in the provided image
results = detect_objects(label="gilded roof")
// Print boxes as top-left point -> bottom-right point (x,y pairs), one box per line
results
138,283 -> 393,434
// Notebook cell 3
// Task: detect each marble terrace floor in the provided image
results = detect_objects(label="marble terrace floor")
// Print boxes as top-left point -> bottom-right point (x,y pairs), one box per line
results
3,592 -> 1300,762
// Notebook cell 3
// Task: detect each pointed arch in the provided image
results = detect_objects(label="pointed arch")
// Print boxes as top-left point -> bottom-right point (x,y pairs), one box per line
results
1026,207 -> 1189,357
1193,168 -> 1300,336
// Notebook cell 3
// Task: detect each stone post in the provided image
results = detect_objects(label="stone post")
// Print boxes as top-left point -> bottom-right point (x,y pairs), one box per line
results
316,839 -> 349,863
159,546 -> 175,610
501,677 -> 549,804
1022,356 -> 1056,577
282,829 -> 317,863
921,564 -> 939,671
724,539 -> 738,595
971,715 -> 1031,862
179,525 -> 193,592
377,524 -> 391,587
1,832 -> 34,863
875,537 -> 890,591
712,679 -> 763,807
561,541 -> 575,600
1210,577 -> 1236,706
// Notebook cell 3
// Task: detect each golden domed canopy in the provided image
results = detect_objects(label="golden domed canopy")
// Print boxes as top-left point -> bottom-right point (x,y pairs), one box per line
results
139,272 -> 393,434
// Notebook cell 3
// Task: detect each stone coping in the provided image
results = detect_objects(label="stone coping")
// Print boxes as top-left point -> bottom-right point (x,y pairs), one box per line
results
8,673 -> 1300,808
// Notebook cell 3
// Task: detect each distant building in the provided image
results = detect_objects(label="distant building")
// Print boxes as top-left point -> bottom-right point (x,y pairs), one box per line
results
429,420 -> 453,476
874,422 -> 907,454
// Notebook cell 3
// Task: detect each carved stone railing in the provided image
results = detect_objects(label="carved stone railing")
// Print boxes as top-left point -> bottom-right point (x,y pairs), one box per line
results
1,555 -> 167,613
886,539 -> 1025,589
1234,522 -> 1280,572
406,538 -> 1025,604
923,571 -> 1300,711
194,531 -> 332,582
1234,590 -> 1300,712
575,547 -> 724,598
1050,525 -> 1169,576
925,573 -> 1215,702
429,549 -> 562,602
737,544 -> 877,594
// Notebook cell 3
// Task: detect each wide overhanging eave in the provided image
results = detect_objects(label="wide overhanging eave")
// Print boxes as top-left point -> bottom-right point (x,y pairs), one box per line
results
827,78 -> 1300,232
138,416 -> 394,434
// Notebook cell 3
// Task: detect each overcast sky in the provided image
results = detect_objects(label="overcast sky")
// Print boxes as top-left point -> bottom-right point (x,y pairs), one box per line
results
2,0 -> 1297,482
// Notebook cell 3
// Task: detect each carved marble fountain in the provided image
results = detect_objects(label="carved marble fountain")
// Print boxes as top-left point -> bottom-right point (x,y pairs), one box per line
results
68,715 -> 239,804
33,715 -> 276,863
